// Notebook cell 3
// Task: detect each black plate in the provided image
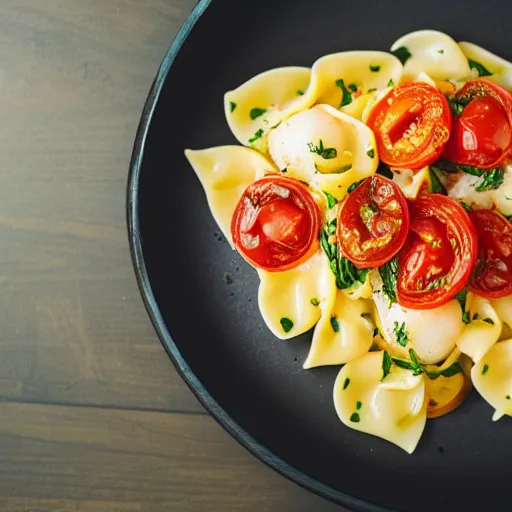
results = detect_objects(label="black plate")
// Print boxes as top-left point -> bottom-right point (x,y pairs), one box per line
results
127,1 -> 512,510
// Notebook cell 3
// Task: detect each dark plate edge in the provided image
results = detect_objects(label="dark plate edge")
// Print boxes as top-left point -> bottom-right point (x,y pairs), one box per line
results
126,2 -> 392,511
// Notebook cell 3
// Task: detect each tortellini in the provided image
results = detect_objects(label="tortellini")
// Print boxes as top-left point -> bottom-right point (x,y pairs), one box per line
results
333,351 -> 427,454
185,31 -> 512,455
185,146 -> 278,244
391,30 -> 471,81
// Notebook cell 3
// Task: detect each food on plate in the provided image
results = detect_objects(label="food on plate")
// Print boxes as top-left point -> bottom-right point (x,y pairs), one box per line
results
185,30 -> 512,454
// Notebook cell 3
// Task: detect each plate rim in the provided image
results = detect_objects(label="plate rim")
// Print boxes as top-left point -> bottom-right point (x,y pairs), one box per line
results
126,1 -> 392,511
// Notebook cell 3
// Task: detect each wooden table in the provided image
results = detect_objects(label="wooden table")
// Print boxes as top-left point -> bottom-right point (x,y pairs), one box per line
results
0,1 -> 348,510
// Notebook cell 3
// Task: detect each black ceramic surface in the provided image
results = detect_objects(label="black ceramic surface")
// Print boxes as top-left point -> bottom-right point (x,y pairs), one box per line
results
128,1 -> 512,510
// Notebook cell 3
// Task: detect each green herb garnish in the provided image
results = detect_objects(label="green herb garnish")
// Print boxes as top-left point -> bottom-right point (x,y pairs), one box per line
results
356,401 -> 362,410
382,351 -> 392,381
337,164 -> 353,173
455,289 -> 471,324
429,167 -> 447,195
394,321 -> 408,347
343,378 -> 350,390
348,83 -> 358,92
335,78 -> 353,107
367,87 -> 377,93
367,148 -> 375,159
280,317 -> 294,333
308,139 -> 338,160
310,298 -> 320,306
324,191 -> 338,209
476,168 -> 504,192
320,218 -> 369,289
350,412 -> 361,423
447,97 -> 466,116
248,129 -> 264,144
379,258 -> 398,306
387,78 -> 394,87
468,59 -> 492,77
390,348 -> 463,380
483,318 -> 495,325
297,89 -> 304,95
370,65 -> 381,72
482,364 -> 489,375
250,107 -> 266,120
230,101 -> 237,113
392,46 -> 412,65
330,316 -> 340,333
460,201 -> 472,212
348,180 -> 364,193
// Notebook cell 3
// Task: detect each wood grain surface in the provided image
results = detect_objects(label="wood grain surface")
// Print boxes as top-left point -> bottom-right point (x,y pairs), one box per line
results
0,1 -> 347,511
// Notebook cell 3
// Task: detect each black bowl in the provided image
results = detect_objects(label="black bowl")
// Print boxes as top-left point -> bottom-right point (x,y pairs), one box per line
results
127,1 -> 512,510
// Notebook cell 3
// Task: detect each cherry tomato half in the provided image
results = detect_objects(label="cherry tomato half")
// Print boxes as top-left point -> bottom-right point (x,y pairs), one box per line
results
366,82 -> 452,170
397,194 -> 478,310
231,176 -> 321,272
443,80 -> 512,169
468,209 -> 512,299
337,175 -> 409,269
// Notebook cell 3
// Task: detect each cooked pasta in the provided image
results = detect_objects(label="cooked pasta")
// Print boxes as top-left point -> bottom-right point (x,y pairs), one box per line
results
185,30 -> 512,453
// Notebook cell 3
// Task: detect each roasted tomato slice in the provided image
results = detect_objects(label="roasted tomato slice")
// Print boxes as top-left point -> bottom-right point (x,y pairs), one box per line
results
397,194 -> 478,310
366,82 -> 452,170
337,175 -> 409,269
443,79 -> 512,169
231,176 -> 321,271
468,209 -> 512,299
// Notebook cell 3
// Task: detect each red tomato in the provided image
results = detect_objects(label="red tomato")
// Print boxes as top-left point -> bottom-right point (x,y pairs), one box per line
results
468,209 -> 512,299
397,194 -> 478,310
443,80 -> 512,169
337,175 -> 409,269
366,82 -> 452,170
231,176 -> 321,272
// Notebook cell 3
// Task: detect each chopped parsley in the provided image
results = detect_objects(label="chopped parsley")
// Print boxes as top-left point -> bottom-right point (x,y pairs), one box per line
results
391,46 -> 412,65
348,180 -> 364,193
337,164 -> 353,173
388,348 -> 463,380
447,96 -> 466,116
379,258 -> 398,306
335,78 -> 353,107
250,107 -> 266,120
297,89 -> 304,95
457,165 -> 505,192
483,318 -> 495,325
482,364 -> 489,375
330,316 -> 340,333
350,412 -> 361,423
455,289 -> 471,324
429,167 -> 447,195
394,321 -> 408,347
507,395 -> 511,400
348,83 -> 358,92
310,298 -> 320,306
387,78 -> 394,87
320,218 -> 369,289
356,401 -> 362,410
366,148 -> 375,159
438,49 -> 445,54
370,65 -> 381,72
308,139 -> 338,159
460,201 -> 472,212
248,129 -> 264,144
343,378 -> 350,390
367,87 -> 377,93
323,191 -> 338,209
468,58 -> 492,77
230,101 -> 237,113
382,351 -> 392,381
280,317 -> 294,333
476,168 -> 504,192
